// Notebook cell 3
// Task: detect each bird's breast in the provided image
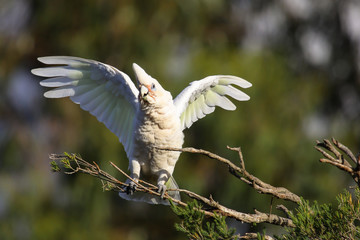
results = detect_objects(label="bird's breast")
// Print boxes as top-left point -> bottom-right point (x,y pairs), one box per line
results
133,105 -> 184,174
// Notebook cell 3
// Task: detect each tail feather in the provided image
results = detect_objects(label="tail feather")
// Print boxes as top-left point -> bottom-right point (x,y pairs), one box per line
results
166,175 -> 181,201
119,177 -> 181,205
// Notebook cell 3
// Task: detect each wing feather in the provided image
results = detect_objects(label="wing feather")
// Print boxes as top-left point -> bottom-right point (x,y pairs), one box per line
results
72,84 -> 105,107
81,91 -> 108,116
185,104 -> 194,129
32,56 -> 139,157
212,85 -> 250,101
193,97 -> 206,119
174,75 -> 251,130
32,67 -> 84,78
44,86 -> 76,98
40,77 -> 77,87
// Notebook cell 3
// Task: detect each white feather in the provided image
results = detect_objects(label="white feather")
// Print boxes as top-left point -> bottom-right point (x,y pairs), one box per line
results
193,97 -> 206,119
38,56 -> 92,66
40,77 -> 77,87
73,85 -> 104,107
85,92 -> 109,117
218,75 -> 252,88
212,85 -> 250,101
32,56 -> 139,159
174,75 -> 251,130
33,56 -> 252,206
44,86 -> 76,98
31,67 -> 83,78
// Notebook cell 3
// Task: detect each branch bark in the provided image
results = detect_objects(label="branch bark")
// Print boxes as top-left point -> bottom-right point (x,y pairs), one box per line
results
158,146 -> 301,204
238,232 -> 275,240
315,138 -> 360,187
49,148 -> 295,228
48,138 -> 360,238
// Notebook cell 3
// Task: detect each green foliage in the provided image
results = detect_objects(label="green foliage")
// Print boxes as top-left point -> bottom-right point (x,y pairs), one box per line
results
278,188 -> 360,240
170,189 -> 360,240
50,152 -> 81,172
101,181 -> 116,191
50,160 -> 61,172
60,152 -> 72,169
170,200 -> 237,240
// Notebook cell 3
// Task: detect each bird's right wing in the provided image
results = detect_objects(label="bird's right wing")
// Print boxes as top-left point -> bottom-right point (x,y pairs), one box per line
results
31,56 -> 139,156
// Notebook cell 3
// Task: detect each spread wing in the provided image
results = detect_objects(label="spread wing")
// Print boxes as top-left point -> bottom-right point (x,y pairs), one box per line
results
31,56 -> 139,156
174,75 -> 251,130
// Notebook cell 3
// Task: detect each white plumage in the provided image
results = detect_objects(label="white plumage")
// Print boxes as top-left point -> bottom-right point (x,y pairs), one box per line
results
32,56 -> 252,205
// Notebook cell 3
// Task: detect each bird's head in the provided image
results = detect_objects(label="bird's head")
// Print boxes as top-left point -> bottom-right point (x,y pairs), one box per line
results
133,63 -> 169,106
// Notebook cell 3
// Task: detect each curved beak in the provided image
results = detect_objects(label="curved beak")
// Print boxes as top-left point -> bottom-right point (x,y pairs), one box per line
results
140,85 -> 149,98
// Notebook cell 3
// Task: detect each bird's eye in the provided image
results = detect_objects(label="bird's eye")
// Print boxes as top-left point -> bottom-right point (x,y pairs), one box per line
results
151,83 -> 156,91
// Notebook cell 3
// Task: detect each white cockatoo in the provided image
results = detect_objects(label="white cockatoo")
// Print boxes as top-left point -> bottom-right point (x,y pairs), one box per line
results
32,56 -> 251,204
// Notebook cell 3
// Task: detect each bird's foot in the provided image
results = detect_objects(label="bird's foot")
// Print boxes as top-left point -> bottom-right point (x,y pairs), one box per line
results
158,184 -> 167,199
126,181 -> 137,195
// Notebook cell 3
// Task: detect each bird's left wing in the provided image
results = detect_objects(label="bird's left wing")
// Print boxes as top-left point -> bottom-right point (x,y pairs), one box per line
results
31,56 -> 139,156
174,75 -> 251,130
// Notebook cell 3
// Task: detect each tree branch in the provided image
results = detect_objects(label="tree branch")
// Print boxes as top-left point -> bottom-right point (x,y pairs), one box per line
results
49,149 -> 295,228
315,138 -> 360,186
158,146 -> 301,204
49,138 -> 360,238
238,233 -> 274,240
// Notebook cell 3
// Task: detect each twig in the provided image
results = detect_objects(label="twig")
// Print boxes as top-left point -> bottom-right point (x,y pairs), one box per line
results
158,146 -> 301,204
50,153 -> 125,192
50,152 -> 295,228
276,204 -> 291,218
238,232 -> 275,240
315,138 -> 360,186
48,139 -> 360,238
331,138 -> 357,164
177,189 -> 294,227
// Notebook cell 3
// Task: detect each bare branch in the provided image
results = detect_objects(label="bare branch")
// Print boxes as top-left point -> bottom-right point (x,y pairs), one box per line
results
276,204 -> 291,218
238,232 -> 275,240
158,146 -> 301,204
50,152 -> 295,228
319,158 -> 353,173
315,139 -> 360,186
331,138 -> 357,164
177,189 -> 294,227
49,139 -> 360,238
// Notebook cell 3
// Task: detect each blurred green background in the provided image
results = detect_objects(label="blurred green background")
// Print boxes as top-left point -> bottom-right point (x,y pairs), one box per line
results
1,0 -> 359,239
